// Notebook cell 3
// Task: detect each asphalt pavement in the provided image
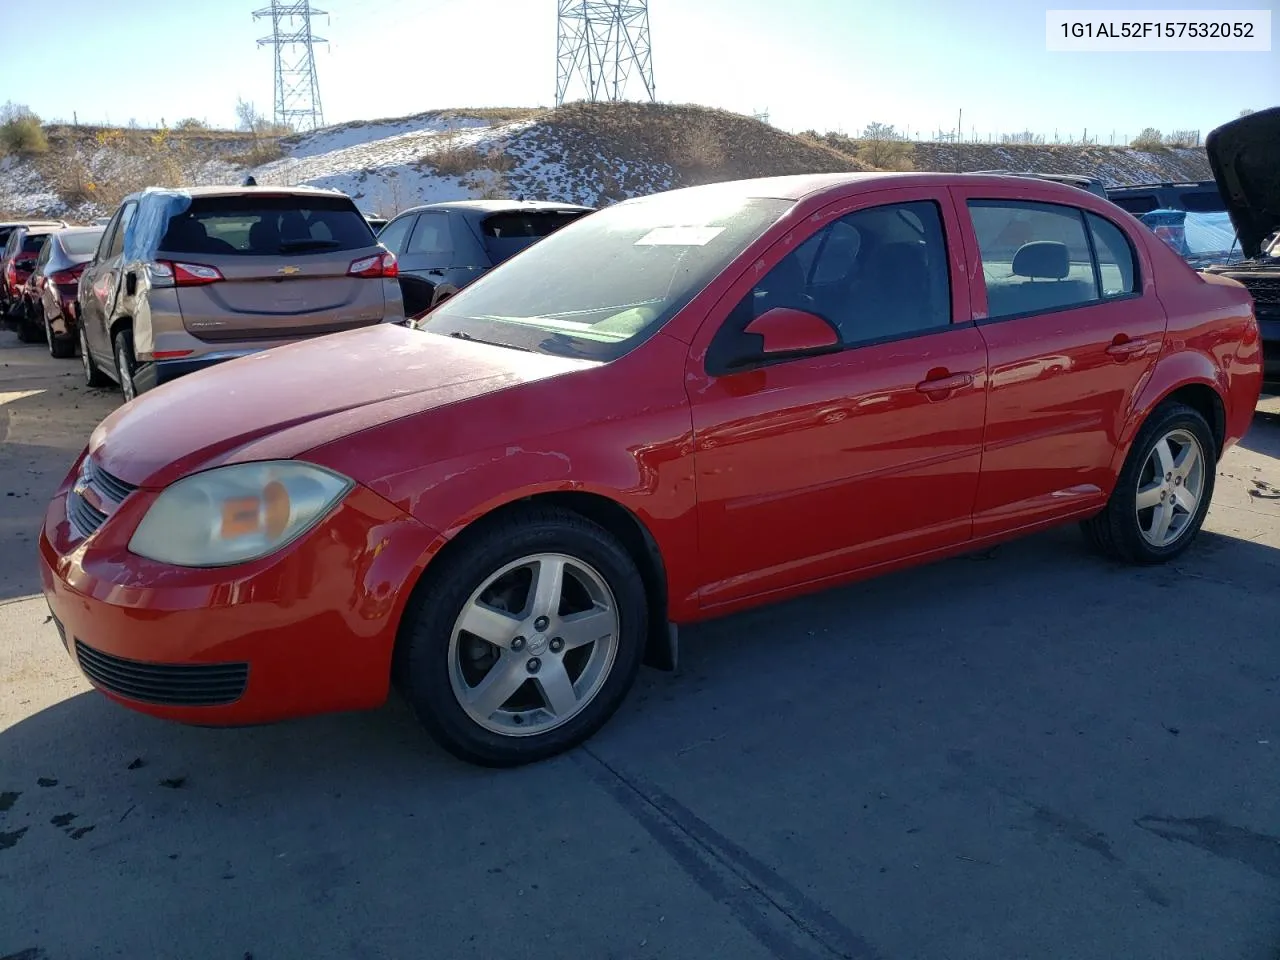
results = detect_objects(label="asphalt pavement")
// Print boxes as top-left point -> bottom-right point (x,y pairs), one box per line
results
2,328 -> 1279,960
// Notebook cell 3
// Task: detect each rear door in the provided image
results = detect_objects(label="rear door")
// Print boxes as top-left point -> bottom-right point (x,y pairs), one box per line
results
950,187 -> 1166,536
158,193 -> 388,341
397,209 -> 456,284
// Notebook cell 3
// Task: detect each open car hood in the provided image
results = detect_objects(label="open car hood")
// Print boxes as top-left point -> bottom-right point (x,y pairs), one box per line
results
1206,107 -> 1280,259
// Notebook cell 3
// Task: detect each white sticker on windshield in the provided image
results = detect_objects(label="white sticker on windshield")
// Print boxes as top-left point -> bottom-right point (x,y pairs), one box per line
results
634,226 -> 726,246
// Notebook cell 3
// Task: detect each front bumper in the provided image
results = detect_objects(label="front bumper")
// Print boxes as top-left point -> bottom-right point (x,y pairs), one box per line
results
38,458 -> 440,725
131,353 -> 253,394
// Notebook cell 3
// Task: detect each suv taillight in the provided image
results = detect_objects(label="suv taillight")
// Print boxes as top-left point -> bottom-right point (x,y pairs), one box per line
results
149,261 -> 225,287
348,251 -> 398,279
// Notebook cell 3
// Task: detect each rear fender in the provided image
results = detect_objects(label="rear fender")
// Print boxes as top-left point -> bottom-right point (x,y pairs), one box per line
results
1108,348 -> 1226,479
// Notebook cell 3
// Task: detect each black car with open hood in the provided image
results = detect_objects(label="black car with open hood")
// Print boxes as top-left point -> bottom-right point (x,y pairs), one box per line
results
1203,106 -> 1280,387
1206,107 -> 1280,260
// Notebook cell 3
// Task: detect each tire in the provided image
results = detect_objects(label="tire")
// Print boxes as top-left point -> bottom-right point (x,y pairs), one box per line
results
113,328 -> 138,402
1081,401 -> 1216,564
396,506 -> 648,767
79,323 -> 110,387
46,314 -> 75,359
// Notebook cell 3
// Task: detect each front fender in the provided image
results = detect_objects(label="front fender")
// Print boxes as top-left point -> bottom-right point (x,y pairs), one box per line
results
1109,348 -> 1226,478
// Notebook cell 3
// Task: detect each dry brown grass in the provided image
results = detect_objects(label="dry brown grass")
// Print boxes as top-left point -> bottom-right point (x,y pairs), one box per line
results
546,102 -> 871,186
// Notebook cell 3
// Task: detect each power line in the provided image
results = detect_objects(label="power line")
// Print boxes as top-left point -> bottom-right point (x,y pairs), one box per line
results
556,1 -> 656,107
253,1 -> 328,132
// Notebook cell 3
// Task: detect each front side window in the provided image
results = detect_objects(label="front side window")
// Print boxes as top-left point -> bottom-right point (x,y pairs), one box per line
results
376,215 -> 415,255
968,200 -> 1100,319
706,200 -> 953,372
418,192 -> 793,361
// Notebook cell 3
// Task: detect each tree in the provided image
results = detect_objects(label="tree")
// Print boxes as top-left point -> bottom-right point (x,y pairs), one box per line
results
855,122 -> 913,171
1164,129 -> 1201,148
1239,107 -> 1254,117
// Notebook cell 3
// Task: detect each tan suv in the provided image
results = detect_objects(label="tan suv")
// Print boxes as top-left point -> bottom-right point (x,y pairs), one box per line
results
76,186 -> 404,400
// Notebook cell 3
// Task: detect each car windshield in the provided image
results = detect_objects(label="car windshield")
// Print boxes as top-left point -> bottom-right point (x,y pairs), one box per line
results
417,193 -> 793,360
1139,208 -> 1244,268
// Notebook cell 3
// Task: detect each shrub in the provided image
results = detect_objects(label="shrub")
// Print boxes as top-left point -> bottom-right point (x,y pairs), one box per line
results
1131,127 -> 1166,151
0,114 -> 48,155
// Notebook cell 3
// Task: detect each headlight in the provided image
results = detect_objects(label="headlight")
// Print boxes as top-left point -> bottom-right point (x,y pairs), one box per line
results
128,461 -> 354,567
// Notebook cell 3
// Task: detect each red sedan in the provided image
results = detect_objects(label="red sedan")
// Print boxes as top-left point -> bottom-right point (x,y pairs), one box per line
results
39,173 -> 1263,766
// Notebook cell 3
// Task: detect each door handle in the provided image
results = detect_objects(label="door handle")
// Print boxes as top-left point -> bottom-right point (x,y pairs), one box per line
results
916,372 -> 974,395
1106,337 -> 1150,358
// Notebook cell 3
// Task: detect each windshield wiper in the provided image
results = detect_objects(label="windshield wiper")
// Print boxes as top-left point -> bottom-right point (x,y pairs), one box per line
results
277,239 -> 342,253
447,330 -> 536,354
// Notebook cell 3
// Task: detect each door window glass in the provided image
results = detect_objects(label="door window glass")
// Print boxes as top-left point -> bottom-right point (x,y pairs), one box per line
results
406,212 -> 454,257
376,215 -> 415,255
968,200 -> 1101,319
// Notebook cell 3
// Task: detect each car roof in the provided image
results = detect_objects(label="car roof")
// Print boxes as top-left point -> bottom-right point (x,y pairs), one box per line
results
0,220 -> 66,228
396,200 -> 596,217
1107,180 -> 1217,193
124,184 -> 348,202
619,171 -> 1117,204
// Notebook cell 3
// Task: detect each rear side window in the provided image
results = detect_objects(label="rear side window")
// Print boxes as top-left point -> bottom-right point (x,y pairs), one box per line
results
1086,213 -> 1137,297
1180,190 -> 1224,213
968,200 -> 1101,319
107,203 -> 136,259
158,194 -> 375,257
1112,195 -> 1159,215
406,212 -> 454,256
481,210 -> 590,263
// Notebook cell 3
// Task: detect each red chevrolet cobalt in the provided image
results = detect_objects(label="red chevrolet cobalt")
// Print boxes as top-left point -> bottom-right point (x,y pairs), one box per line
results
39,173 -> 1263,766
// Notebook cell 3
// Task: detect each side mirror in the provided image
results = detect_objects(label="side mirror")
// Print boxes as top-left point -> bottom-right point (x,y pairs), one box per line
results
742,306 -> 839,356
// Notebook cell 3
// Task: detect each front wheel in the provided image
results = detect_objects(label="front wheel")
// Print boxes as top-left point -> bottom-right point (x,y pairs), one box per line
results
396,507 -> 648,767
1082,401 -> 1216,564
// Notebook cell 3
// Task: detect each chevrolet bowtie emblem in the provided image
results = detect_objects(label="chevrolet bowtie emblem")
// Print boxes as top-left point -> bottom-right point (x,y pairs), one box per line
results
278,265 -> 301,275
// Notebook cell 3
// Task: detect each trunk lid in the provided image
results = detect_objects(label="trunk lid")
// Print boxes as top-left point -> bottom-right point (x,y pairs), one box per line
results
1206,107 -> 1280,259
158,193 -> 389,341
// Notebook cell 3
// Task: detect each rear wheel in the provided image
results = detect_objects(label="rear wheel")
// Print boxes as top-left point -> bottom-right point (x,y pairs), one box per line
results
79,324 -> 110,387
396,507 -> 648,767
45,314 -> 75,359
113,329 -> 138,402
1082,401 -> 1216,564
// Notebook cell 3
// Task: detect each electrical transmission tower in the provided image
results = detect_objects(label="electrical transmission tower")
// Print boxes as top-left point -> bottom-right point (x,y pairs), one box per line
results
253,1 -> 328,132
555,1 -> 656,107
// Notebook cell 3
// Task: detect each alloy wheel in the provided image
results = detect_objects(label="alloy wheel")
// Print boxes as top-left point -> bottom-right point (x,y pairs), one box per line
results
448,552 -> 619,737
1135,428 -> 1205,548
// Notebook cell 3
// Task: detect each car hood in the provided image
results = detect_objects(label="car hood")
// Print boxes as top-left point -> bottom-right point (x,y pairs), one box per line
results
1206,106 -> 1280,259
89,324 -> 593,489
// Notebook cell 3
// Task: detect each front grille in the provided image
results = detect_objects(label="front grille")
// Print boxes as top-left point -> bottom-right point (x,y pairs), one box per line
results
1239,276 -> 1280,308
74,639 -> 248,707
66,457 -> 137,540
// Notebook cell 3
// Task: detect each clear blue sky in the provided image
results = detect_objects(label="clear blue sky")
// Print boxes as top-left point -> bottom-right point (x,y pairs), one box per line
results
1,0 -> 1274,142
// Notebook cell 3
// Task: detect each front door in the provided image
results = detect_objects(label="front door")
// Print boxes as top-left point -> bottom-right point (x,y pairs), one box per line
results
949,189 -> 1168,536
81,201 -> 136,364
686,189 -> 989,610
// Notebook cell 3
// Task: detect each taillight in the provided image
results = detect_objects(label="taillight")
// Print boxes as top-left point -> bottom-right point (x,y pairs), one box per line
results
348,251 -> 398,279
149,261 -> 225,287
51,264 -> 86,285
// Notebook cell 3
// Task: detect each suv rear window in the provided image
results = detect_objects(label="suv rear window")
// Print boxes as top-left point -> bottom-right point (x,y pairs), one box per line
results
481,210 -> 591,262
158,194 -> 375,257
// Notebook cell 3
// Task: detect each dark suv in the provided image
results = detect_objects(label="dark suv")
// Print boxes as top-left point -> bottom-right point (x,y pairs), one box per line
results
376,200 -> 594,317
1201,107 -> 1280,388
77,186 -> 405,401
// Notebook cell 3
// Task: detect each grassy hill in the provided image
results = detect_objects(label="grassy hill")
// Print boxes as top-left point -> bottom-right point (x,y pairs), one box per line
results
0,103 -> 1212,222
